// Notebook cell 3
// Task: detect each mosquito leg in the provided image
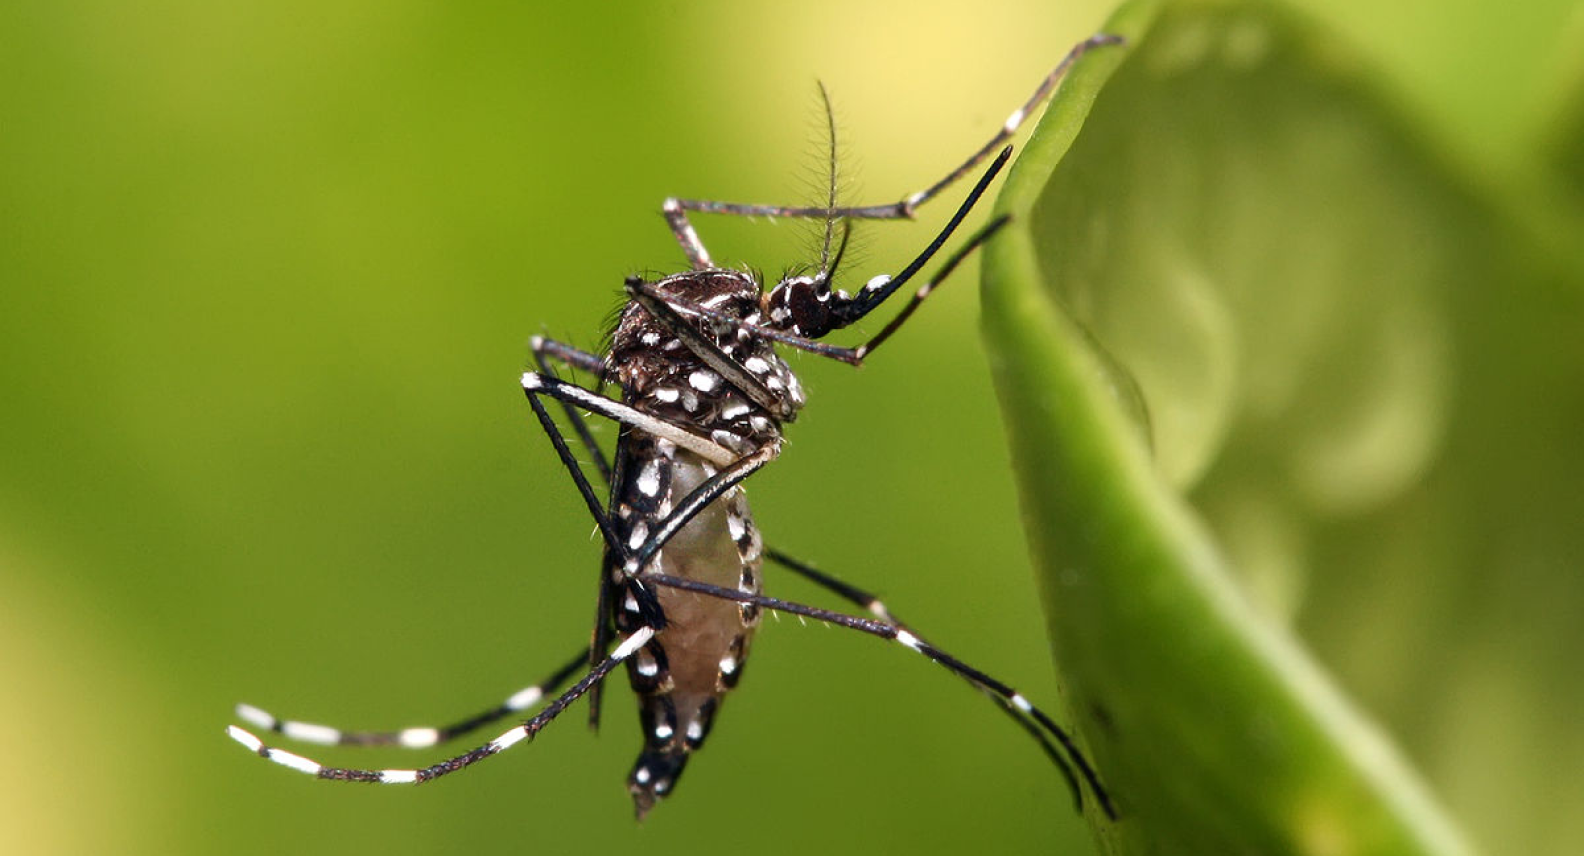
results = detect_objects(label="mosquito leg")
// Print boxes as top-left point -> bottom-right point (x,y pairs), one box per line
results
530,336 -> 613,483
525,337 -> 624,728
662,199 -> 716,269
523,336 -> 625,722
659,34 -> 1122,261
765,549 -> 898,628
522,372 -> 736,467
642,573 -> 1116,819
530,336 -> 606,377
227,628 -> 656,784
763,548 -> 1086,811
234,648 -> 589,751
878,33 -> 1122,218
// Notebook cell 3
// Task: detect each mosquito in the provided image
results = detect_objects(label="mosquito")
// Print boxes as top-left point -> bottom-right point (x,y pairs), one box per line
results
229,34 -> 1122,821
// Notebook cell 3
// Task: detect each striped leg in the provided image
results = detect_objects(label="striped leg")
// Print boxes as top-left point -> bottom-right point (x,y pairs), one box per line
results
528,335 -> 619,725
764,549 -> 1089,812
661,34 -> 1123,268
521,372 -> 736,468
644,572 -> 1116,819
227,628 -> 655,784
530,335 -> 613,483
232,649 -> 588,751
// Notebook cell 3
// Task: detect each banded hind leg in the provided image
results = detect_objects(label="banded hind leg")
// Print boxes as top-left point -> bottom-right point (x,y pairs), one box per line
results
232,649 -> 589,755
643,572 -> 1116,819
763,549 -> 1096,815
228,629 -> 656,784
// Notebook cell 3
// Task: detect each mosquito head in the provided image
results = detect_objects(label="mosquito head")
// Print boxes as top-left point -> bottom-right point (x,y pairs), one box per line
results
764,274 -> 844,340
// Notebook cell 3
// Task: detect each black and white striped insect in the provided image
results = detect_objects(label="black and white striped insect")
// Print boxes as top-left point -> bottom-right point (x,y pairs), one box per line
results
229,34 -> 1120,821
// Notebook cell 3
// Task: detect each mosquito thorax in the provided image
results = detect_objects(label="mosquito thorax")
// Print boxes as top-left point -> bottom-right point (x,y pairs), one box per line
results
609,269 -> 805,451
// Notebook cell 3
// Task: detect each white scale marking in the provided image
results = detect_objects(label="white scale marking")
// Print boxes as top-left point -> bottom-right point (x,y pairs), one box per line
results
743,356 -> 769,374
228,725 -> 264,753
653,387 -> 679,403
399,727 -> 440,748
235,703 -> 273,730
614,626 -> 657,659
721,401 -> 751,420
628,520 -> 648,551
282,720 -> 341,745
379,769 -> 419,784
688,370 -> 719,392
655,723 -> 674,740
686,720 -> 704,741
635,766 -> 652,784
506,685 -> 544,711
268,748 -> 322,776
718,655 -> 738,675
865,274 -> 891,292
636,651 -> 659,677
490,726 -> 528,752
1003,106 -> 1026,132
520,373 -> 733,466
895,629 -> 923,651
636,461 -> 661,497
1010,694 -> 1033,713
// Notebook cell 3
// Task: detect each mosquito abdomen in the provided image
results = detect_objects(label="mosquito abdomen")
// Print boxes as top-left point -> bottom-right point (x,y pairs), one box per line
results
616,443 -> 764,817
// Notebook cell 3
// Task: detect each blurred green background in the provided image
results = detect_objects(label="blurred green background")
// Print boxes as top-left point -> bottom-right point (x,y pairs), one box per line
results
1,1 -> 1578,854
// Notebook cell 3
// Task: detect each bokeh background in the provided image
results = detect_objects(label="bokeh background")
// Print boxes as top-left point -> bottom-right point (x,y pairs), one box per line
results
1,1 -> 1578,854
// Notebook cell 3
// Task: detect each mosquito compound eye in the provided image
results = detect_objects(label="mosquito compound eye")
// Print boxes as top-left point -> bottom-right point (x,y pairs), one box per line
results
783,277 -> 832,338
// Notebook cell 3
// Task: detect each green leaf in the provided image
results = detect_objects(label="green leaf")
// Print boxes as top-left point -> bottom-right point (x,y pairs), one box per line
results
980,0 -> 1511,852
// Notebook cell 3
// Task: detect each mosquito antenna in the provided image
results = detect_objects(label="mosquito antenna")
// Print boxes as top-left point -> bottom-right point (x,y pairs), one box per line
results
820,218 -> 852,286
815,80 -> 841,279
